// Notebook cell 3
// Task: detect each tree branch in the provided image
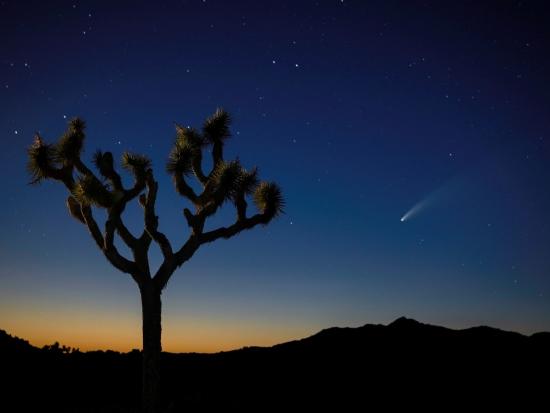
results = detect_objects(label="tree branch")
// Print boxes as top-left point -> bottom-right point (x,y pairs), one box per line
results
80,158 -> 142,251
183,208 -> 203,235
144,170 -> 173,261
156,212 -> 269,291
173,174 -> 199,204
192,152 -> 208,186
199,213 -> 269,245
235,194 -> 248,221
211,141 -> 224,171
104,213 -> 141,278
116,219 -> 139,249
80,205 -> 105,250
156,236 -> 200,290
93,151 -> 124,191
74,158 -> 94,177
125,180 -> 146,202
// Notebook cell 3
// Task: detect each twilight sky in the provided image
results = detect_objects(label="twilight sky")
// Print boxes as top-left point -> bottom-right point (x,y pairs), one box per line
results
1,0 -> 550,352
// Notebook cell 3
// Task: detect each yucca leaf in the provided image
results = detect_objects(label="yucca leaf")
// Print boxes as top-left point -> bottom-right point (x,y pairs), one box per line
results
175,125 -> 205,150
27,134 -> 57,184
68,117 -> 86,132
72,174 -> 113,208
209,160 -> 242,201
203,108 -> 231,144
121,152 -> 151,181
55,117 -> 86,164
253,181 -> 284,218
166,141 -> 194,176
236,167 -> 259,196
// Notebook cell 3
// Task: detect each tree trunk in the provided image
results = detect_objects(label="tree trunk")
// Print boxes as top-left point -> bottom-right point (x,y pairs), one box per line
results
140,282 -> 162,413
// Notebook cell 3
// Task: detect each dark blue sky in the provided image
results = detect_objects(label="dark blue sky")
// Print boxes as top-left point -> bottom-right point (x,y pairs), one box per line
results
1,0 -> 550,351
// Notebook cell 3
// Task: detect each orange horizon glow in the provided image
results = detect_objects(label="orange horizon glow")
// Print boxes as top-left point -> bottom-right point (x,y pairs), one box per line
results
1,318 -> 309,353
0,305 -> 316,353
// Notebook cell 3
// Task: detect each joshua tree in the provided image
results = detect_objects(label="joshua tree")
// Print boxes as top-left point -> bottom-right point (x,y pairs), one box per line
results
26,109 -> 283,413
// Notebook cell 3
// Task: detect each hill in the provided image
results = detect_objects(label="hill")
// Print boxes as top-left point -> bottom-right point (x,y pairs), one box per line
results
1,317 -> 548,411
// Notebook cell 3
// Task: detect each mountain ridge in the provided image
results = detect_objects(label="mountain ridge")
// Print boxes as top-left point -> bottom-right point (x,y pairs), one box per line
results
2,316 -> 548,355
2,316 -> 549,411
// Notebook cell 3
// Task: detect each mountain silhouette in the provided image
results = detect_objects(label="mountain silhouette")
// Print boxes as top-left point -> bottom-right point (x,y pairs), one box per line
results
1,318 -> 548,411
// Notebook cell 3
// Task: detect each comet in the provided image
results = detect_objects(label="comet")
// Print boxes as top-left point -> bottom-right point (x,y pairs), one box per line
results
400,172 -> 469,223
400,198 -> 429,222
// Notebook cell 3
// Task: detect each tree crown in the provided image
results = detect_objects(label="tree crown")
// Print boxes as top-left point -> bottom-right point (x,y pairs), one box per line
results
27,109 -> 283,290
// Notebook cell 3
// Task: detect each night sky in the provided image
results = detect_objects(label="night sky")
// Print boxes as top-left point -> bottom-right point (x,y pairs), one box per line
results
1,0 -> 550,352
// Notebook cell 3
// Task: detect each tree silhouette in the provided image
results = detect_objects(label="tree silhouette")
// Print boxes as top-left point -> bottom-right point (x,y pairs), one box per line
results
27,109 -> 283,413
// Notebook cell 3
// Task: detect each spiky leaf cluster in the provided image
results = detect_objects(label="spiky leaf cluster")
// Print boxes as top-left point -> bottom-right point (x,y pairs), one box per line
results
176,125 -> 205,150
73,174 -> 113,208
166,141 -> 195,176
236,167 -> 259,196
69,117 -> 86,132
209,160 -> 244,201
121,152 -> 151,181
55,118 -> 86,165
203,108 -> 231,144
253,181 -> 284,218
27,135 -> 57,184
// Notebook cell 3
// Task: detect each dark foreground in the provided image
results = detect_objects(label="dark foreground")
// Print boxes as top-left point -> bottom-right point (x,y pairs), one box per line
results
1,317 -> 549,411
